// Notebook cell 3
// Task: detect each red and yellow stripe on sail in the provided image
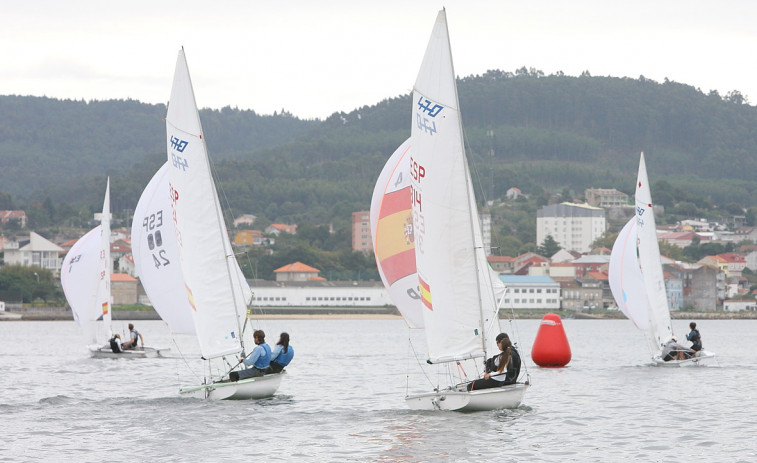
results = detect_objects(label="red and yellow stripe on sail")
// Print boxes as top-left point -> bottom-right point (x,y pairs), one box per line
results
101,302 -> 109,315
185,284 -> 197,312
375,187 -> 416,285
419,276 -> 432,310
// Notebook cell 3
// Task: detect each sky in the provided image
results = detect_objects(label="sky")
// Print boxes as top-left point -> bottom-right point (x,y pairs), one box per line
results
2,1 -> 755,120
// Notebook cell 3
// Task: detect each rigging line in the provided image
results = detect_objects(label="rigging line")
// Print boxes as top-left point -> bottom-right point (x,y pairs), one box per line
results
171,336 -> 205,384
408,336 -> 436,389
504,300 -> 530,378
461,126 -> 491,208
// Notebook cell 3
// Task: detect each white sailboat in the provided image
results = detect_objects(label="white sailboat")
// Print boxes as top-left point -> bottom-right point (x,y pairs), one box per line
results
61,180 -> 160,358
143,48 -> 282,399
403,10 -> 528,411
609,153 -> 716,367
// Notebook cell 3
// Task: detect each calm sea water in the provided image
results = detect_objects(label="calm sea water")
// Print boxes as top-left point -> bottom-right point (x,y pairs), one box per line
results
2,317 -> 755,462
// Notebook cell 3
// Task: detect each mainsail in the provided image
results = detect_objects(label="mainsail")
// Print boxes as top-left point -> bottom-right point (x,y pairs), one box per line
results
410,10 -> 500,363
61,179 -> 112,345
634,153 -> 674,353
165,49 -> 250,360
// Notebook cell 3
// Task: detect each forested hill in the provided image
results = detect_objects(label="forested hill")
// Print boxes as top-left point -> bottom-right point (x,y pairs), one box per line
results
0,95 -> 315,195
2,70 -> 757,230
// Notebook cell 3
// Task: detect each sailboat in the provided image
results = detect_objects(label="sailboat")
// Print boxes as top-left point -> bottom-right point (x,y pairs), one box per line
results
135,48 -> 282,399
401,10 -> 529,411
609,153 -> 716,367
61,180 -> 162,358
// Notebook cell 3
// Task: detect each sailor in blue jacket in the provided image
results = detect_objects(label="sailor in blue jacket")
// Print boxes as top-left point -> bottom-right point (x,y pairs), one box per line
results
267,332 -> 294,373
230,330 -> 271,381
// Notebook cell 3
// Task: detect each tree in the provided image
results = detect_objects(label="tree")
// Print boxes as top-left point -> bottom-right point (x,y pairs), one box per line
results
746,207 -> 757,227
0,265 -> 62,303
536,235 -> 562,258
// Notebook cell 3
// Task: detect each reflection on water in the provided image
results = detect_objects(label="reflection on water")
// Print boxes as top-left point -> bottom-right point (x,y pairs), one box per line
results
1,318 -> 756,461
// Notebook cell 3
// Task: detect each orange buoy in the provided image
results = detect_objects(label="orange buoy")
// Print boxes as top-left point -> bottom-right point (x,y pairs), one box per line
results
531,313 -> 571,367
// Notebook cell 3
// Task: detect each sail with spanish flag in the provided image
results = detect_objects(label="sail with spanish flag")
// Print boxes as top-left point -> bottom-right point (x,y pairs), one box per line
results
370,138 -> 425,328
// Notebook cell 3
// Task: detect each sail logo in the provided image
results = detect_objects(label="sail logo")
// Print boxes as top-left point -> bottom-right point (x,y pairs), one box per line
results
636,206 -> 645,216
417,97 -> 443,117
102,302 -> 109,315
170,136 -> 189,152
415,114 -> 437,135
415,96 -> 443,135
419,276 -> 433,310
66,254 -> 82,273
171,153 -> 189,171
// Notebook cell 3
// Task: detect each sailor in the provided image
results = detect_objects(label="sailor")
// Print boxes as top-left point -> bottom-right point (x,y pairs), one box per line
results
267,332 -> 294,373
231,330 -> 271,381
686,322 -> 703,352
467,333 -> 521,391
121,323 -> 144,350
661,338 -> 693,361
109,334 -> 123,353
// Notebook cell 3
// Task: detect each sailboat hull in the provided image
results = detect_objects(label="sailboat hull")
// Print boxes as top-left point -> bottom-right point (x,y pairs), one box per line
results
406,383 -> 528,412
179,372 -> 284,400
88,344 -> 169,359
652,350 -> 716,367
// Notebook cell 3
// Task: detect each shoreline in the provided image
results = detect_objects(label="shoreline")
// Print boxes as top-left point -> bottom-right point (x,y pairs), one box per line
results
2,308 -> 756,321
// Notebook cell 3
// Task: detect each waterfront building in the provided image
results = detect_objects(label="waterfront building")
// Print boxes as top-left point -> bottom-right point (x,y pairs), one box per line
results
498,275 -> 561,311
536,202 -> 606,253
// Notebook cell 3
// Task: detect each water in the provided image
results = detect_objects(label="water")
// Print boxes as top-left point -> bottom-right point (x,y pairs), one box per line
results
2,317 -> 756,462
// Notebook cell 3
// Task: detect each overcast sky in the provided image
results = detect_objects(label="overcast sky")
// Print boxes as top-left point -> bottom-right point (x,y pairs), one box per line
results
2,1 -> 755,119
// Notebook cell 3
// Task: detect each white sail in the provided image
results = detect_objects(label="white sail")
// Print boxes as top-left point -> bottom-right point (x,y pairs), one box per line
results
608,217 -> 651,330
131,163 -> 196,335
165,49 -> 248,360
410,10 -> 499,363
99,178 -> 112,333
370,138 -> 424,328
61,179 -> 112,345
634,153 -> 673,353
371,138 -> 507,331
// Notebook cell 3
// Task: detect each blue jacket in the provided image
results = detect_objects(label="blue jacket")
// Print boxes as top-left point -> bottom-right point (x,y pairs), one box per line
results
270,344 -> 294,367
244,343 -> 271,369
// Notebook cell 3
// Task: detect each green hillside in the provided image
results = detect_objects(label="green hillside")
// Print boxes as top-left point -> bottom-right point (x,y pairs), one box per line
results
2,70 -> 756,232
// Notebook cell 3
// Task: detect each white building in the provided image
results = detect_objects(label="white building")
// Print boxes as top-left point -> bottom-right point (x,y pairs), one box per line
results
584,188 -> 629,208
723,300 -> 757,312
498,275 -> 561,311
537,202 -> 606,253
248,280 -> 393,307
480,212 -> 492,256
3,232 -> 63,274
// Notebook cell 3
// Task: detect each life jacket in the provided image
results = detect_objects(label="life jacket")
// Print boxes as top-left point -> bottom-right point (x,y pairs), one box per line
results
273,345 -> 294,367
124,330 -> 139,350
110,336 -> 123,353
253,343 -> 271,369
690,329 -> 703,350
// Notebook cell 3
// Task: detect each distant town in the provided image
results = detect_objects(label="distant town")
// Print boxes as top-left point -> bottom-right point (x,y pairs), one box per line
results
1,185 -> 756,315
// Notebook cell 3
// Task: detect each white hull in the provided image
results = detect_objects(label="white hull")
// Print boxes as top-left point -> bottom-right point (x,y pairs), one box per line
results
406,383 -> 529,412
653,350 -> 716,367
179,372 -> 284,400
89,344 -> 169,359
